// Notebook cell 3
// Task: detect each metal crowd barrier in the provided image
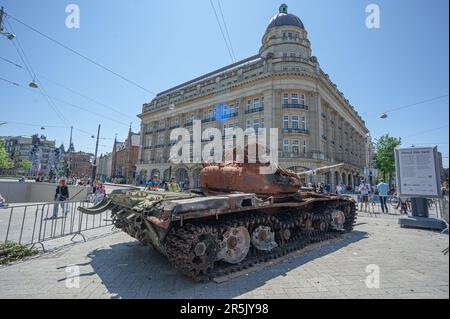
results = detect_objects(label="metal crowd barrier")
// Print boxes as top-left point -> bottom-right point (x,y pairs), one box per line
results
0,200 -> 113,252
347,194 -> 446,220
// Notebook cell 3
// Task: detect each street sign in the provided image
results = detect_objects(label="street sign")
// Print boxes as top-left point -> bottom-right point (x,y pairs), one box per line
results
395,146 -> 442,198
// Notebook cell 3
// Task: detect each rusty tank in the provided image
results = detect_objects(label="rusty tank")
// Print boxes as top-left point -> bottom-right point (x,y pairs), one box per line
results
79,159 -> 356,282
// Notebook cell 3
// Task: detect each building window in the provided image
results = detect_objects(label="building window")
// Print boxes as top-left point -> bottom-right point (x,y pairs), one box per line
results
288,32 -> 293,39
303,140 -> 307,154
158,135 -> 164,146
290,52 -> 296,58
292,93 -> 299,105
253,98 -> 260,110
283,93 -> 289,105
283,140 -> 289,153
292,140 -> 300,154
300,94 -> 306,105
247,120 -> 252,129
301,116 -> 307,130
292,115 -> 299,129
261,97 -> 264,109
283,116 -> 289,129
253,119 -> 260,131
186,113 -> 194,124
224,123 -> 236,135
260,118 -> 265,128
247,100 -> 252,111
283,52 -> 288,58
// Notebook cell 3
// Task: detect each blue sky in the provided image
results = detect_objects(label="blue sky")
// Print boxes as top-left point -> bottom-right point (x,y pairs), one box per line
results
0,0 -> 448,166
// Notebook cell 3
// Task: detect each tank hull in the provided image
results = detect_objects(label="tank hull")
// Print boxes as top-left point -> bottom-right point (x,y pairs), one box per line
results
80,191 -> 357,281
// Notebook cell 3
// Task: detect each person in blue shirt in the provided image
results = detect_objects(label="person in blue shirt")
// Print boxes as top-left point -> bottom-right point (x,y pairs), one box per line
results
146,175 -> 160,191
377,179 -> 389,213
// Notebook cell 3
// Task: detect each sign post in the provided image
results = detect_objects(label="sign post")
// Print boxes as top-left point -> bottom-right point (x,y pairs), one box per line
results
395,146 -> 445,230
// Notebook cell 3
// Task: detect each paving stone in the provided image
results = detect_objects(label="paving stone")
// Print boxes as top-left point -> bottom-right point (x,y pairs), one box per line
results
0,215 -> 448,299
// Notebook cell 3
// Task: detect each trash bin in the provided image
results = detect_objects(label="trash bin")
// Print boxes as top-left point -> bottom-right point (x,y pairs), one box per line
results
411,198 -> 429,218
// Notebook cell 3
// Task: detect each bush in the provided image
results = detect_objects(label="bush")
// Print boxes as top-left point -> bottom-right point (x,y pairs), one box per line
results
0,242 -> 38,265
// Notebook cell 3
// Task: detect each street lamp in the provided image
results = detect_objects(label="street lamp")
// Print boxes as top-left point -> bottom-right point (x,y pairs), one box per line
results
29,80 -> 38,89
2,32 -> 15,40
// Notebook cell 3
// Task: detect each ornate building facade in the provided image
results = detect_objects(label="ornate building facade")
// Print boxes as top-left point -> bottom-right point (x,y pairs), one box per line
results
136,4 -> 369,190
111,128 -> 140,184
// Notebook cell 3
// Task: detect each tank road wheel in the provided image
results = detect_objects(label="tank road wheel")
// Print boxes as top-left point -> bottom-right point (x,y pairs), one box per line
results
251,225 -> 278,251
300,214 -> 313,230
342,201 -> 357,232
190,232 -> 219,275
218,226 -> 251,264
165,225 -> 220,281
314,218 -> 329,232
330,210 -> 346,231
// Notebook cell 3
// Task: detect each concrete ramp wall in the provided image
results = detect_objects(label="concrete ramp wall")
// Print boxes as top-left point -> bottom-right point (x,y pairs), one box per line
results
0,181 -> 88,203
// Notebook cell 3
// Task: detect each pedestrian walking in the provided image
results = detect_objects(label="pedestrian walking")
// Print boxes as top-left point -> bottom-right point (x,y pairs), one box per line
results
358,180 -> 371,212
0,193 -> 8,208
52,178 -> 69,218
377,179 -> 389,213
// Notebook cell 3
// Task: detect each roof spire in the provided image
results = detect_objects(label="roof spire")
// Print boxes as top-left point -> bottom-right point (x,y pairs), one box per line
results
279,3 -> 288,14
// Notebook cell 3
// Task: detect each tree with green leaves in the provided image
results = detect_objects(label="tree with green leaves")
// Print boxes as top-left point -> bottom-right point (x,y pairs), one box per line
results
374,134 -> 401,186
0,140 -> 13,170
21,159 -> 31,172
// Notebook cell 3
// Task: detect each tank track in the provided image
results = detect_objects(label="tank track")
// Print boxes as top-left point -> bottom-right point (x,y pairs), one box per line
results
164,200 -> 357,282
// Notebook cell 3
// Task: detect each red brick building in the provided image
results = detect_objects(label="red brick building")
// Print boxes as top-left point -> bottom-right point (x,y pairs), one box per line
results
68,151 -> 93,178
111,128 -> 140,184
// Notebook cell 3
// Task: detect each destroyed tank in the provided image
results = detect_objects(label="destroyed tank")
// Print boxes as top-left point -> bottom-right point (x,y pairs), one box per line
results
80,158 -> 356,282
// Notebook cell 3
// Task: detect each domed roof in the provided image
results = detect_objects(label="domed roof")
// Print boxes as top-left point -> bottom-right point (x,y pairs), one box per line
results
266,4 -> 304,31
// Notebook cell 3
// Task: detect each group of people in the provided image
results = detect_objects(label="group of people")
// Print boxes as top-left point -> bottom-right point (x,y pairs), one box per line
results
145,176 -> 183,193
51,177 -> 107,218
356,179 -> 410,214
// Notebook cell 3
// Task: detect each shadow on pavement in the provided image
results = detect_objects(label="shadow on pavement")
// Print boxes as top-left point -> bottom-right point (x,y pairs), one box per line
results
78,230 -> 368,299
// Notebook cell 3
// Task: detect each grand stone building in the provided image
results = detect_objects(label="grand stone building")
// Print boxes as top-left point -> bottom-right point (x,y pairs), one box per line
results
136,4 -> 369,190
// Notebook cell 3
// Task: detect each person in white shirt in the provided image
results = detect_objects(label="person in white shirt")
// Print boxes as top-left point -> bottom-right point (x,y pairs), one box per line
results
358,180 -> 371,212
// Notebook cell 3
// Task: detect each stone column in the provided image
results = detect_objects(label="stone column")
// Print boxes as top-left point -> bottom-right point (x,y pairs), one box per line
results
263,89 -> 276,150
237,97 -> 246,129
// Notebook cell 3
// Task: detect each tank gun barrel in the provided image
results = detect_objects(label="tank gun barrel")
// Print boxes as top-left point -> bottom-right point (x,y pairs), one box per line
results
296,163 -> 345,177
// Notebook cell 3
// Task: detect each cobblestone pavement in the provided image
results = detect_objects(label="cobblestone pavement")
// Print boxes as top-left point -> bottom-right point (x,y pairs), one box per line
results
0,213 -> 448,299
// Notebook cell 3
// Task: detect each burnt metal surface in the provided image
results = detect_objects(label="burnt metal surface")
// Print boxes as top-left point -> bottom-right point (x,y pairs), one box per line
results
200,163 -> 302,196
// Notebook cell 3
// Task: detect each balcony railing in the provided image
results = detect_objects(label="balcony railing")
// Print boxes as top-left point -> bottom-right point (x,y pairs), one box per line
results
279,152 -> 333,163
282,103 -> 309,110
202,117 -> 216,123
185,120 -> 194,126
245,107 -> 264,114
220,112 -> 238,120
169,124 -> 180,129
155,144 -> 167,149
156,128 -> 166,133
282,128 -> 309,134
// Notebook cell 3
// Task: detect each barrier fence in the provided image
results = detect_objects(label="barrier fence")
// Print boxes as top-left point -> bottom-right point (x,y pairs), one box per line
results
1,194 -> 448,252
348,194 -> 449,221
0,200 -> 113,251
